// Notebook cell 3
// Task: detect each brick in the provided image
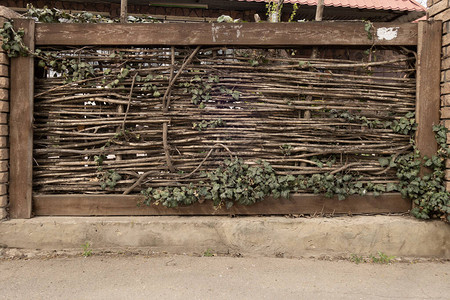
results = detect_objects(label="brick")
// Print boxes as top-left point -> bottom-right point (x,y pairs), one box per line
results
0,171 -> 8,183
0,137 -> 7,148
0,207 -> 7,219
0,148 -> 8,160
0,160 -> 7,172
441,94 -> 450,106
0,184 -> 7,196
445,169 -> 450,181
0,101 -> 9,113
0,195 -> 7,207
0,89 -> 7,101
441,69 -> 450,82
441,82 -> 450,95
0,64 -> 7,77
446,181 -> 450,192
0,125 -> 7,135
0,77 -> 8,89
441,45 -> 450,58
443,21 -> 450,35
443,33 -> 450,47
433,7 -> 450,22
442,106 -> 450,118
429,0 -> 443,6
0,160 -> 7,171
0,53 -> 8,65
442,57 -> 450,70
0,113 -> 7,124
429,0 -> 450,17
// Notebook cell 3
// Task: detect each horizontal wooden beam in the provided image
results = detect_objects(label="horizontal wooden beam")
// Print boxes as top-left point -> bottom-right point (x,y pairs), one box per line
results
33,193 -> 411,216
35,22 -> 418,46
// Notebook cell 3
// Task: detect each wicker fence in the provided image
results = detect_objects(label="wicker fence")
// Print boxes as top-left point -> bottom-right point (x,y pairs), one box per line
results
34,46 -> 415,192
8,21 -> 441,217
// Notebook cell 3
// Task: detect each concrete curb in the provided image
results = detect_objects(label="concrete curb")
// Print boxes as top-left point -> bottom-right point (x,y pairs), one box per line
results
0,216 -> 449,258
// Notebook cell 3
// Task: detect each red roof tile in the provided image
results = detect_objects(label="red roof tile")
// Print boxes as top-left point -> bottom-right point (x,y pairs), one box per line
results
237,0 -> 426,12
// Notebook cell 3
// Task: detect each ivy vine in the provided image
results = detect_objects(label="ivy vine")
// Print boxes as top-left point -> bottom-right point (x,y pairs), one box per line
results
192,119 -> 225,131
0,5 -> 158,84
397,125 -> 450,222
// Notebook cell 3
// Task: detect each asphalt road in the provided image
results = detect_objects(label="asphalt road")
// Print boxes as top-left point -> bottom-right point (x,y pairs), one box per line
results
0,255 -> 449,300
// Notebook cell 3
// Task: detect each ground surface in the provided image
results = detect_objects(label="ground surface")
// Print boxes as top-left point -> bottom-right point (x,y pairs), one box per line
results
0,255 -> 449,299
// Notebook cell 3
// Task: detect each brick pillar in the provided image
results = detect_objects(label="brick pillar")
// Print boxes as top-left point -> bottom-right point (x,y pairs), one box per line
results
0,6 -> 21,220
428,0 -> 450,190
0,20 -> 9,220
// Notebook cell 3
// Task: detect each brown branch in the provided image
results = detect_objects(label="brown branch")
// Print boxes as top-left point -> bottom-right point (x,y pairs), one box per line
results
330,162 -> 361,175
162,122 -> 176,173
179,143 -> 234,179
163,46 -> 201,112
123,170 -> 158,195
372,147 -> 412,175
122,143 -> 235,194
179,148 -> 214,179
122,72 -> 138,132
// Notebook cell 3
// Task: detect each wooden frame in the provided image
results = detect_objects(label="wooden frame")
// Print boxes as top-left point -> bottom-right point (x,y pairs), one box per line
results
8,21 -> 441,218
415,21 -> 442,165
33,193 -> 410,216
34,22 -> 418,46
9,18 -> 35,219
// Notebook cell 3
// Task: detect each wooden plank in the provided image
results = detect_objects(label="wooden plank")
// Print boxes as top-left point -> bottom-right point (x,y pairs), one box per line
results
33,193 -> 411,216
0,6 -> 22,19
9,18 -> 35,219
416,21 -> 442,163
35,22 -> 418,46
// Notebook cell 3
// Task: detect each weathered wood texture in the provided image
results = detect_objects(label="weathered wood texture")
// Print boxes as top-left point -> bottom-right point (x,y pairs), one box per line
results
9,18 -> 35,219
0,6 -> 22,19
33,193 -> 410,216
120,0 -> 127,23
35,22 -> 418,46
416,21 -> 442,161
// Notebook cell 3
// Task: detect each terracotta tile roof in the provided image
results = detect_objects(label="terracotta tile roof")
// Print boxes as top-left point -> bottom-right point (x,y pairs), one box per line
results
238,0 -> 426,12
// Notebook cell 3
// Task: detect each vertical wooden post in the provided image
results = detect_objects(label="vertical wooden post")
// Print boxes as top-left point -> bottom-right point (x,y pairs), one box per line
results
9,18 -> 35,218
315,0 -> 325,21
416,21 -> 442,164
120,0 -> 128,23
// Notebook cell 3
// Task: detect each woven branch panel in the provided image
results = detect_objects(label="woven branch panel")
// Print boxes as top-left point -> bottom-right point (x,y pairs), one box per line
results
33,46 -> 415,194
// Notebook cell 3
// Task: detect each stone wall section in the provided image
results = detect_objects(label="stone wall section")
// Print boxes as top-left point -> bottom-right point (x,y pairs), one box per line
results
428,0 -> 450,190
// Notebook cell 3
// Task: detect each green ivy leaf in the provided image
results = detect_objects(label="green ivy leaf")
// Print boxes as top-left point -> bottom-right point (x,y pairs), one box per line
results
378,157 -> 389,167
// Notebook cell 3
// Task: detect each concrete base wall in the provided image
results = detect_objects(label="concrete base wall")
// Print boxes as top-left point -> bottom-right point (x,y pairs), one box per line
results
1,216 -> 449,258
